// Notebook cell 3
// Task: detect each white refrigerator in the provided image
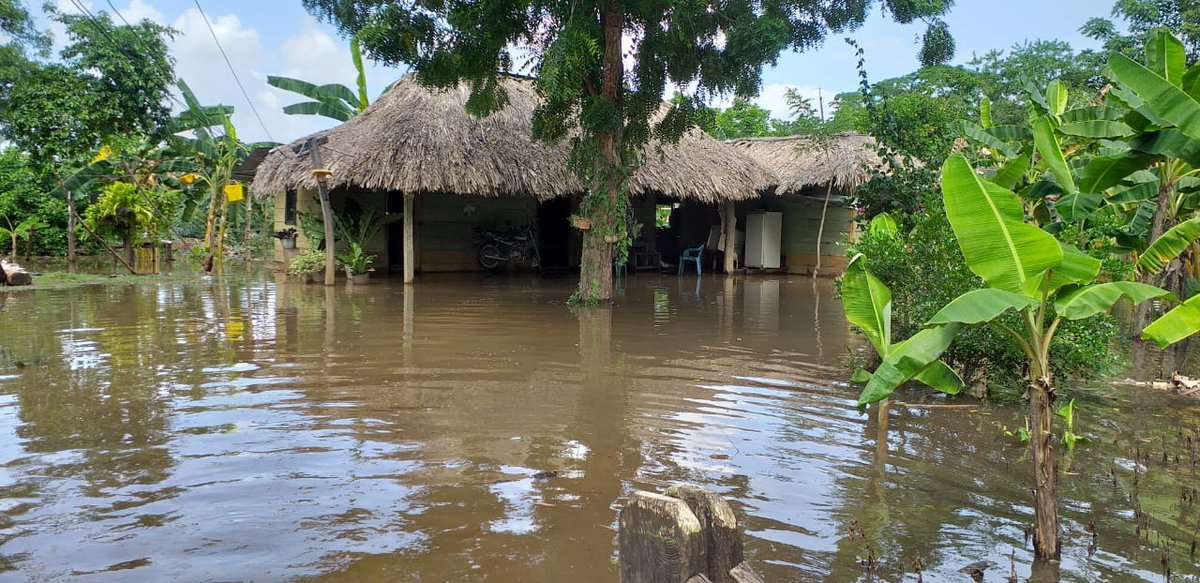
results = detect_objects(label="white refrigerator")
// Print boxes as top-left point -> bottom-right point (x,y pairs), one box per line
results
745,211 -> 782,269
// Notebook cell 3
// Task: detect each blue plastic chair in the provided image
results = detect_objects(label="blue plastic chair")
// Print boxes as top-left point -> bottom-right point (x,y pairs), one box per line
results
678,243 -> 705,275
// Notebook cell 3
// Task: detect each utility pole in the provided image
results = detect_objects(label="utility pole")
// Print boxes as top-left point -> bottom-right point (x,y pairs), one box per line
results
302,137 -> 337,286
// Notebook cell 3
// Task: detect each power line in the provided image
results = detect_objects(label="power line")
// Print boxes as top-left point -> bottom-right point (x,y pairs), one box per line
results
191,0 -> 275,143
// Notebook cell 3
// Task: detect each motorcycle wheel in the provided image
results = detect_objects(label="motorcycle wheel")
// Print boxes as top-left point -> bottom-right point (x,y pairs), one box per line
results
478,243 -> 504,271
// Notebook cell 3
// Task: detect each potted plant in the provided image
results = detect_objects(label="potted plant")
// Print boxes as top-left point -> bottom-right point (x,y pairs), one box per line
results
273,227 -> 298,249
569,214 -> 592,231
286,250 -> 325,283
338,243 -> 376,285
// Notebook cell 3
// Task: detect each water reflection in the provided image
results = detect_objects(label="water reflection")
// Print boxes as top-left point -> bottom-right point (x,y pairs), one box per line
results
0,272 -> 1196,581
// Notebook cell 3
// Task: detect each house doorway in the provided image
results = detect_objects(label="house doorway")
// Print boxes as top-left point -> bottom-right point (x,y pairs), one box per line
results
537,197 -> 573,271
387,192 -> 406,274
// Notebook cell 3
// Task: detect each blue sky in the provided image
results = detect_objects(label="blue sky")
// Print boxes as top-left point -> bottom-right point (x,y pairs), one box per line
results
37,0 -> 1118,144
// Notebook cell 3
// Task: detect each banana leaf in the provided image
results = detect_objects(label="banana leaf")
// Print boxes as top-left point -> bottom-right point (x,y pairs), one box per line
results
867,213 -> 898,237
1146,28 -> 1186,87
1032,116 -> 1078,195
1138,217 -> 1200,274
351,36 -> 370,112
960,120 -> 1018,157
1126,201 -> 1157,238
1108,180 -> 1160,205
1057,192 -> 1103,223
1131,129 -> 1200,166
1045,241 -> 1102,291
841,254 -> 891,356
992,152 -> 1031,189
980,97 -> 993,129
1076,152 -> 1155,194
1057,120 -> 1136,138
1184,64 -> 1200,100
1061,105 -> 1130,123
1142,294 -> 1200,348
926,289 -> 1037,325
1054,282 -> 1173,320
282,101 -> 354,122
912,360 -> 964,396
1109,52 -> 1200,141
1046,80 -> 1069,116
988,124 -> 1033,142
942,155 -> 1063,295
858,323 -> 963,406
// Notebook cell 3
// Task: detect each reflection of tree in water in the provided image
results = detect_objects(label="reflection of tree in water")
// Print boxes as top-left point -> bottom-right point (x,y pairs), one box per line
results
13,286 -> 174,491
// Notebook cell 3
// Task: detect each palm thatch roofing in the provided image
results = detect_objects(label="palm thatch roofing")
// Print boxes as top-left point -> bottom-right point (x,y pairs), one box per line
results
725,134 -> 881,196
252,76 -> 772,203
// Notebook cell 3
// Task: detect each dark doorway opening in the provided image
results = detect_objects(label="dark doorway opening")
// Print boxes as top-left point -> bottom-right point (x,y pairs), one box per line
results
538,197 -> 573,271
387,192 -> 405,274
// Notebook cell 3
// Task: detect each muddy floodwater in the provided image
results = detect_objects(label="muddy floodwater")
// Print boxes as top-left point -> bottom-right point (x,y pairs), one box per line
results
1,270 -> 1198,582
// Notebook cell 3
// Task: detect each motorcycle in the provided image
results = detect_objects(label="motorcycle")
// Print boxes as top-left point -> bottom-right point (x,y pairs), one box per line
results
477,225 -> 541,271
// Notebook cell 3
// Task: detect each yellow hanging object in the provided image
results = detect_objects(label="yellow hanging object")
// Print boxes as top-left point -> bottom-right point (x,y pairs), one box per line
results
223,182 -> 244,203
226,320 -> 245,342
90,145 -> 113,165
180,173 -> 198,186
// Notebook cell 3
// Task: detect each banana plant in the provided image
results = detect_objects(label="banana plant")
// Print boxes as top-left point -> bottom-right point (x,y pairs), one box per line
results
267,37 -> 372,122
0,217 -> 45,258
842,253 -> 964,396
851,153 -> 1200,561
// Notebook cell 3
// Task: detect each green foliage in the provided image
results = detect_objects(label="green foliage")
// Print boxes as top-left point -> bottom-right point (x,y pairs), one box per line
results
0,9 -> 175,165
287,250 -> 327,278
84,182 -> 148,243
337,242 -> 375,275
0,149 -> 66,255
298,210 -> 326,248
302,0 -> 955,299
333,207 -> 382,249
847,206 -> 1122,392
1082,0 -> 1200,63
267,37 -> 372,122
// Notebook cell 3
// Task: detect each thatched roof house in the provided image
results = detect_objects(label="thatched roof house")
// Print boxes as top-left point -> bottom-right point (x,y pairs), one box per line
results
252,75 -> 772,203
725,134 -> 881,197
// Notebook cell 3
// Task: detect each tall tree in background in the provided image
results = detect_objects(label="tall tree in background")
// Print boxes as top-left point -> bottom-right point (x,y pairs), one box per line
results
301,0 -> 956,303
1082,0 -> 1200,62
0,8 -> 174,270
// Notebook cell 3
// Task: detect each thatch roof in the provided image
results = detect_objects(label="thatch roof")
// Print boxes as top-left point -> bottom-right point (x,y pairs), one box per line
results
253,76 -> 771,203
725,134 -> 881,195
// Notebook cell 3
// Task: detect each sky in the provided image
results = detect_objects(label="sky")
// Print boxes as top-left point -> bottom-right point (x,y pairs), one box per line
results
34,0 -> 1120,145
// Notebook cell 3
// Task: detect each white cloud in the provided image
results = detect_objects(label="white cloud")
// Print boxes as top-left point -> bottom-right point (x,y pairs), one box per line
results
118,0 -> 164,25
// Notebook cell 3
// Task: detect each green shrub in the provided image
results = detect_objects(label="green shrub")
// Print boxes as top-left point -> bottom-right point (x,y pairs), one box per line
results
846,200 -> 1122,396
287,250 -> 326,278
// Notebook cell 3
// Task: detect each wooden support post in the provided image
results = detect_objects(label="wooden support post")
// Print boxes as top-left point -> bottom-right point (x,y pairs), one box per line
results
722,201 -> 736,274
403,193 -> 415,284
66,189 -> 77,274
307,137 -> 337,286
619,486 -> 763,583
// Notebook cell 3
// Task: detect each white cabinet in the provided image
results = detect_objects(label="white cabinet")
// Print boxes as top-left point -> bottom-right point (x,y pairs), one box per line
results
745,211 -> 782,269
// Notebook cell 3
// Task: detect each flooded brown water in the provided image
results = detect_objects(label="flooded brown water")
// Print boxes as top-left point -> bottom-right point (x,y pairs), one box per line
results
1,270 -> 1199,582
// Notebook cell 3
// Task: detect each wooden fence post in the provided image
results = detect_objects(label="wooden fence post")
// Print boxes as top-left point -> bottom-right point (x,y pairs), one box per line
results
619,486 -> 763,583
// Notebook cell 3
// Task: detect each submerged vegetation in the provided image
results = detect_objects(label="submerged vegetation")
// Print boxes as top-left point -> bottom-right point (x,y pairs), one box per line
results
843,28 -> 1200,563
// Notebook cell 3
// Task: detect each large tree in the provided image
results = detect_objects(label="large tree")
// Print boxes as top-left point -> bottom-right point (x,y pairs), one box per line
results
302,0 -> 956,302
1082,0 -> 1200,62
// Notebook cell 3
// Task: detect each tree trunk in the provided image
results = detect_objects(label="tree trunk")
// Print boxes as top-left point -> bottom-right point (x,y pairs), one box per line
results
579,229 -> 615,301
1029,376 -> 1060,560
123,233 -> 135,274
1135,178 -> 1176,331
242,193 -> 254,246
66,189 -> 77,274
575,0 -> 624,303
203,184 -> 220,251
